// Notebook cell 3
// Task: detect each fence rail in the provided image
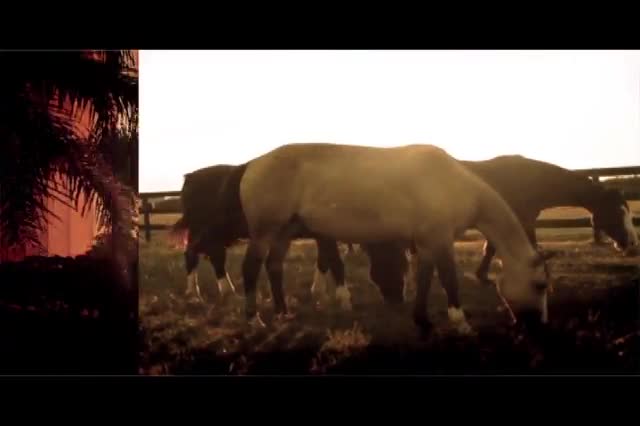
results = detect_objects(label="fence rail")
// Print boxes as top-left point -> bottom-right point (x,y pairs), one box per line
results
573,166 -> 640,179
138,165 -> 640,242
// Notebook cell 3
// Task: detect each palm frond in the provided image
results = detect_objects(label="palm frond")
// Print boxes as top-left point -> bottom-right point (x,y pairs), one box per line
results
1,51 -> 138,134
0,50 -> 138,253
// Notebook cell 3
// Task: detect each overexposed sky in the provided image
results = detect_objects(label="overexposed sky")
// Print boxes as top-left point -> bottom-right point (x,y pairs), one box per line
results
140,50 -> 640,192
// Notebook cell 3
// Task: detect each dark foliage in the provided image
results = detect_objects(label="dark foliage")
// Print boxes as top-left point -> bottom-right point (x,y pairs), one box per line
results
0,50 -> 138,250
0,254 -> 138,374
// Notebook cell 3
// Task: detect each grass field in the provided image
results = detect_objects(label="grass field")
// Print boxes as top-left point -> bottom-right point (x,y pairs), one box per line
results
139,223 -> 640,375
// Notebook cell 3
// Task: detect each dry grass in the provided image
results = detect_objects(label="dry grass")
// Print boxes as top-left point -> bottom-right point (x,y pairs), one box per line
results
139,231 -> 640,375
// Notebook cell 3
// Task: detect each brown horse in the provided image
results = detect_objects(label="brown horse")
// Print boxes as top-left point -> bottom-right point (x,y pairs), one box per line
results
468,156 -> 638,282
170,164 -> 353,316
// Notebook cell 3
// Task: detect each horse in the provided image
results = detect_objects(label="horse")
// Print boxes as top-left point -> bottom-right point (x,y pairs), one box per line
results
465,156 -> 638,282
237,143 -> 553,334
365,155 -> 639,305
169,164 -> 354,317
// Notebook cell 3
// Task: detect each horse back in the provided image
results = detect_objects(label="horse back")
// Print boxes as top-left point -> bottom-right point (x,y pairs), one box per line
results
463,155 -> 590,215
239,143 -> 484,238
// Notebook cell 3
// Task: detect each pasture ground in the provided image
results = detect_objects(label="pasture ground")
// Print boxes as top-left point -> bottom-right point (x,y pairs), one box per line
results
139,223 -> 640,375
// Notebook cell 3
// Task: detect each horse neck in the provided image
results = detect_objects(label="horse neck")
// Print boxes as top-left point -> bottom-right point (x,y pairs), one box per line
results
568,179 -> 607,213
522,168 -> 604,213
473,183 -> 537,263
465,159 -> 603,214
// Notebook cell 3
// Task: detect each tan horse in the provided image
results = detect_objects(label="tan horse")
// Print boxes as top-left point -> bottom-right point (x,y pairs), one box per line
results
238,143 -> 552,334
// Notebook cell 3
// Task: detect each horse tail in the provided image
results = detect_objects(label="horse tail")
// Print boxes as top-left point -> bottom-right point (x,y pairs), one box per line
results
167,216 -> 189,249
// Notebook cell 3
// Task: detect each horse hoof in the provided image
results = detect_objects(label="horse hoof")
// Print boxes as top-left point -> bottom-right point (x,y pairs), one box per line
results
258,292 -> 272,303
185,294 -> 204,304
274,312 -> 296,323
455,321 -> 477,336
335,287 -> 352,311
247,314 -> 267,329
447,307 -> 476,336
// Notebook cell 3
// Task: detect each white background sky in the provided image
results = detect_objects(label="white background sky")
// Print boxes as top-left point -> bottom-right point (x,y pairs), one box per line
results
140,50 -> 640,192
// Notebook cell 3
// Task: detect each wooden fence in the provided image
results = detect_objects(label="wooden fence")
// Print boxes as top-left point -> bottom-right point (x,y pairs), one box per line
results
138,166 -> 640,242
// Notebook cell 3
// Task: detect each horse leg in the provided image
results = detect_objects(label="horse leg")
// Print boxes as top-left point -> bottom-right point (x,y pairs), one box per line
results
311,241 -> 331,302
367,242 -> 406,305
412,250 -> 435,336
403,244 -> 418,299
265,237 -> 293,319
184,245 -> 203,302
241,239 -> 270,328
475,240 -> 496,285
318,238 -> 351,310
205,243 -> 236,299
523,222 -> 554,293
434,245 -> 475,335
592,224 -> 608,245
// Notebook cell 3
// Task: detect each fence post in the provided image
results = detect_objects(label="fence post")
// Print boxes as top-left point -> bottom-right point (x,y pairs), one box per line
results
589,174 -> 609,244
142,198 -> 152,242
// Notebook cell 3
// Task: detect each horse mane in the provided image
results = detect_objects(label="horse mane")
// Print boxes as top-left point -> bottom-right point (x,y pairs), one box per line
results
596,185 -> 629,210
179,162 -> 251,242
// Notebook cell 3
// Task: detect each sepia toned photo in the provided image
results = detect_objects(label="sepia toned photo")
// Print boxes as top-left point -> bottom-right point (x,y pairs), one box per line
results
1,49 -> 637,376
137,50 -> 639,375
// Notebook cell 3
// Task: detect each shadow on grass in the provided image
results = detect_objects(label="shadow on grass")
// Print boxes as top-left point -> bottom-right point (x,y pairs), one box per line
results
140,238 -> 639,376
139,275 -> 638,375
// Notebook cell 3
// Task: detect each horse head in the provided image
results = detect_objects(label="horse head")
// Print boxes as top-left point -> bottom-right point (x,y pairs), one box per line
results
591,188 -> 638,256
497,250 -> 556,327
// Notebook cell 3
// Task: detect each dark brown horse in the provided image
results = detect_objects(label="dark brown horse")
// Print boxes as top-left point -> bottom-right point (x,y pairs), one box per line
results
368,155 -> 638,303
170,164 -> 353,319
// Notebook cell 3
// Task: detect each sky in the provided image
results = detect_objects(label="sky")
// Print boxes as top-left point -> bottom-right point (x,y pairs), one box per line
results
139,50 -> 640,193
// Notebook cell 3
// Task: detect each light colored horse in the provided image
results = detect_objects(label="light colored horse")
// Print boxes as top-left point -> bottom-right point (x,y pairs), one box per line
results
237,143 -> 552,334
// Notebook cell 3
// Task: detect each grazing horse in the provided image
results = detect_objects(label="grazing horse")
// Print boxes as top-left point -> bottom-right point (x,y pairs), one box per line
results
170,164 -> 353,312
237,143 -> 552,334
367,155 -> 639,305
171,164 -> 247,301
465,155 -> 638,283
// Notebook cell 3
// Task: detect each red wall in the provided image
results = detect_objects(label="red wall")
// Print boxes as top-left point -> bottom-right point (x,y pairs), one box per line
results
0,50 -> 138,262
